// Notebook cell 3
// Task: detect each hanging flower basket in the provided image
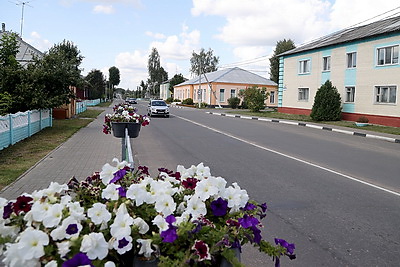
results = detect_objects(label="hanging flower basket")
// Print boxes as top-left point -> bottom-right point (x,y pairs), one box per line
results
111,122 -> 141,138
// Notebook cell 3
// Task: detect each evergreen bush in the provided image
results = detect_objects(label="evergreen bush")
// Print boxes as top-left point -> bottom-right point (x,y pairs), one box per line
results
182,98 -> 194,105
310,80 -> 342,121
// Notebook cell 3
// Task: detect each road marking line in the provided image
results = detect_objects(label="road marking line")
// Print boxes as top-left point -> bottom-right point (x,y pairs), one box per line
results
176,115 -> 400,197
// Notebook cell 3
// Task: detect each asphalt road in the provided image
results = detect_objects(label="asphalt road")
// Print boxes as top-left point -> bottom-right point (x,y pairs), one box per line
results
132,101 -> 400,267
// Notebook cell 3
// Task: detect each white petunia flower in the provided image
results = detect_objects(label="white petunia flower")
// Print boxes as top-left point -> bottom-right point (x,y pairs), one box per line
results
51,216 -> 83,240
67,202 -> 85,220
31,201 -> 51,222
133,217 -> 149,234
3,243 -> 26,267
195,163 -> 211,179
186,195 -> 207,219
195,178 -> 219,201
152,214 -> 168,231
17,228 -> 49,260
110,212 -> 133,239
222,182 -> 249,211
56,241 -> 70,258
112,157 -> 130,169
80,232 -> 109,260
42,203 -> 64,228
105,261 -> 116,267
102,183 -> 120,200
155,194 -> 176,216
126,183 -> 149,206
137,239 -> 154,258
100,163 -> 118,185
87,203 -> 111,225
44,260 -> 58,267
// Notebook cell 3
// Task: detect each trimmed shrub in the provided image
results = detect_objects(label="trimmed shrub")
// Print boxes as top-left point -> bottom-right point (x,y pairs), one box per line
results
238,86 -> 268,112
182,98 -> 194,105
310,80 -> 342,121
227,97 -> 241,109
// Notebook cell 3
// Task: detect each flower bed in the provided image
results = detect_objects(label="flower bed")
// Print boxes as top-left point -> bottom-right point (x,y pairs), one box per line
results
0,160 -> 295,266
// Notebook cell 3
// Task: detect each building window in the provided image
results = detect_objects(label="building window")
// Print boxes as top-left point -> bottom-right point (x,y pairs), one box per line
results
323,56 -> 331,71
347,52 -> 357,68
299,59 -> 311,74
345,87 -> 355,102
375,86 -> 397,104
219,89 -> 225,102
298,88 -> 309,101
230,89 -> 236,99
377,45 -> 399,66
270,91 -> 275,104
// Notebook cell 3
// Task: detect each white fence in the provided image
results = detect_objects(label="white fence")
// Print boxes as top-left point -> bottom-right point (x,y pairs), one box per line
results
0,109 -> 52,151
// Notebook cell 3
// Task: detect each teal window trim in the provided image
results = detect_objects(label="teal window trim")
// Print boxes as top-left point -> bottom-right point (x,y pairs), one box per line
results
374,41 -> 400,69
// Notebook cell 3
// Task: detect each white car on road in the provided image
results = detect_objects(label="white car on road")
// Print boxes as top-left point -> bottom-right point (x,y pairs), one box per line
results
147,100 -> 169,117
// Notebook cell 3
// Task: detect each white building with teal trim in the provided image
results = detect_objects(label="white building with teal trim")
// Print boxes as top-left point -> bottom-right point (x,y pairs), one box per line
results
278,15 -> 400,127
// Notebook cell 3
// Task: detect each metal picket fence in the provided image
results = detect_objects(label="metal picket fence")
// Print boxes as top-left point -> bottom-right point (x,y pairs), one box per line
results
0,109 -> 52,151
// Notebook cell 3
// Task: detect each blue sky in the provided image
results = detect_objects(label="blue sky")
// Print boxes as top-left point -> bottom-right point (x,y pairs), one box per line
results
2,0 -> 399,90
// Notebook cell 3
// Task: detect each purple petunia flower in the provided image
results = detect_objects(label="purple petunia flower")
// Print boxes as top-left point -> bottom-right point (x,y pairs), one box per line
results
274,238 -> 296,255
259,203 -> 268,212
118,186 -> 127,197
251,225 -> 262,244
210,197 -> 228,217
66,224 -> 78,235
13,195 -> 33,215
160,226 -> 178,243
165,214 -> 176,224
110,169 -> 127,183
3,202 -> 13,219
242,202 -> 256,211
238,214 -> 259,229
182,178 -> 198,190
63,252 -> 94,267
192,240 -> 211,261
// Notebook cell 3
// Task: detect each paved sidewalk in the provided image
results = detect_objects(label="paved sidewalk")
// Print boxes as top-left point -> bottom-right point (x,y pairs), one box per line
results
0,102 -> 122,200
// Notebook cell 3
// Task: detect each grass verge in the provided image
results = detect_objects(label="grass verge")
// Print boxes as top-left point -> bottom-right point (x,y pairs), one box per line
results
226,110 -> 400,136
0,109 -> 104,190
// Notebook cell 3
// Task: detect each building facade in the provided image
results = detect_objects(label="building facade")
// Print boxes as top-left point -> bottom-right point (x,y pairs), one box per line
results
278,15 -> 400,127
174,67 -> 277,107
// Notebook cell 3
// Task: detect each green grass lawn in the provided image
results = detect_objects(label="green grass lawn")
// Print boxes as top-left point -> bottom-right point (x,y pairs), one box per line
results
226,110 -> 400,136
0,109 -> 104,190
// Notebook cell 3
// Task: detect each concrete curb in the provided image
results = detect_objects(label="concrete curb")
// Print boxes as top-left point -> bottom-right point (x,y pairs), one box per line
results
206,112 -> 400,144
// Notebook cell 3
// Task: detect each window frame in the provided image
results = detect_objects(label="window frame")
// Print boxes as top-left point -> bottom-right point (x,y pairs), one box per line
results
270,91 -> 275,104
298,59 -> 311,74
347,52 -> 357,68
374,85 -> 397,104
322,56 -> 331,71
345,86 -> 355,103
376,45 -> 399,66
298,88 -> 309,101
230,89 -> 236,99
219,89 -> 225,102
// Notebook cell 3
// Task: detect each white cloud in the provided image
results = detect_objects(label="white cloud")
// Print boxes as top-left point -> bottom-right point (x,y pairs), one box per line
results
114,50 -> 149,89
145,31 -> 166,39
26,31 -> 52,52
93,5 -> 115,14
330,0 -> 400,29
149,25 -> 200,60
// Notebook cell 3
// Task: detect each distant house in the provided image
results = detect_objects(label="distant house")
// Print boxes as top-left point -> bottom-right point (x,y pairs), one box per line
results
278,15 -> 400,127
160,79 -> 172,100
0,23 -> 44,66
174,67 -> 277,107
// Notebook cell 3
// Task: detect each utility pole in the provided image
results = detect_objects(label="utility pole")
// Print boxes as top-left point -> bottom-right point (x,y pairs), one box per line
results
198,58 -> 202,108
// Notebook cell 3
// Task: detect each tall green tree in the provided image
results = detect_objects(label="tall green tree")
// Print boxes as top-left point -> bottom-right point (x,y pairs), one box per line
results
0,32 -> 23,113
147,47 -> 168,96
269,39 -> 295,83
169,73 -> 186,92
85,69 -> 106,99
108,66 -> 120,95
190,48 -> 219,76
310,80 -> 342,121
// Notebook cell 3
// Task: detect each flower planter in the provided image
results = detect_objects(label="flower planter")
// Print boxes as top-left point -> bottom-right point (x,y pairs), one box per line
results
355,122 -> 368,127
111,122 -> 141,138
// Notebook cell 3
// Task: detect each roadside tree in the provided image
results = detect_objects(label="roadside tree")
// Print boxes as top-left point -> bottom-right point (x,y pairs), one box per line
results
85,69 -> 106,99
238,86 -> 268,112
269,39 -> 295,83
190,48 -> 219,76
